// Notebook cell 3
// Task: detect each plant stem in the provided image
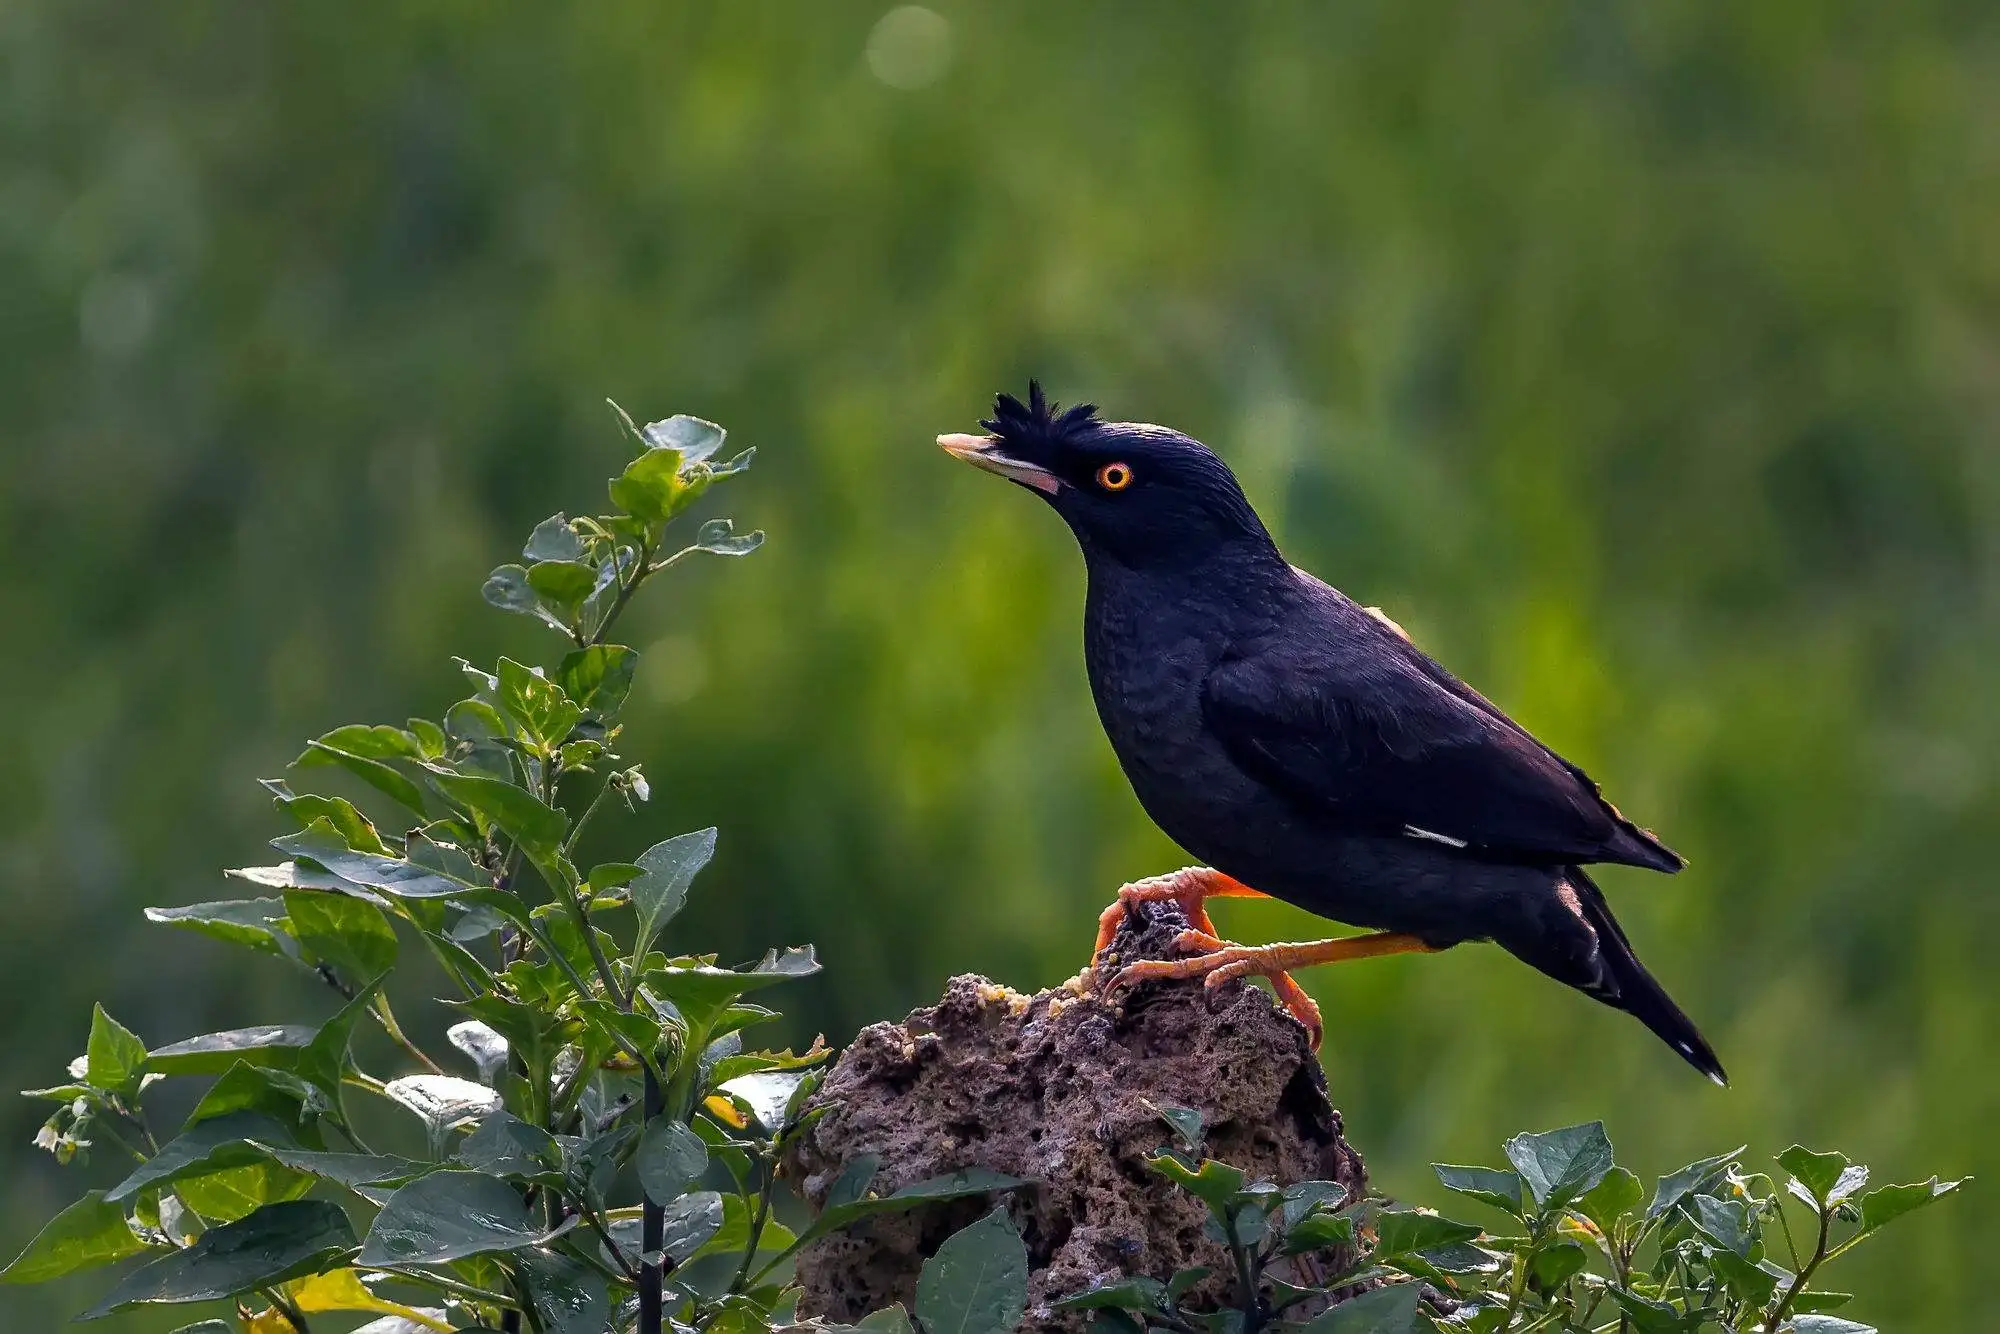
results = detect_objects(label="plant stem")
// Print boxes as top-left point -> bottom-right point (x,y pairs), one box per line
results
580,1201 -> 640,1281
638,1066 -> 666,1334
261,1285 -> 312,1332
563,778 -> 615,858
371,1266 -> 523,1310
594,537 -> 653,647
1227,1216 -> 1262,1334
373,994 -> 446,1075
728,1158 -> 779,1296
1765,1204 -> 1832,1330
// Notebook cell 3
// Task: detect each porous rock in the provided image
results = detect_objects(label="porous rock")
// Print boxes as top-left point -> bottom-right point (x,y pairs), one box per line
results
784,902 -> 1366,1330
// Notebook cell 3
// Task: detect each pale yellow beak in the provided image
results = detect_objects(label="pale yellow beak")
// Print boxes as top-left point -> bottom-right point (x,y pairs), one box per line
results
938,433 -> 1061,495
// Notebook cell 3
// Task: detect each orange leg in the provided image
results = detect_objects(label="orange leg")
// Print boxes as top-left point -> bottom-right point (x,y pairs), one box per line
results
1109,930 -> 1440,1049
1092,867 -> 1325,1046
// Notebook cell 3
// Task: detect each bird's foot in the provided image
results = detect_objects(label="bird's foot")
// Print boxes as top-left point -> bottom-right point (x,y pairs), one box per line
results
1090,866 -> 1266,963
1106,927 -> 1326,1049
1108,931 -> 1442,1051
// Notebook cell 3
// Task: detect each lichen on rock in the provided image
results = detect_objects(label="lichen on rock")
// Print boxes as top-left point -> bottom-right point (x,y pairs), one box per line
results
784,901 -> 1366,1330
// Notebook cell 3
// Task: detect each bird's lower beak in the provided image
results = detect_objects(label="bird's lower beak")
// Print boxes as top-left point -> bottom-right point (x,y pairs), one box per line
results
938,433 -> 1061,496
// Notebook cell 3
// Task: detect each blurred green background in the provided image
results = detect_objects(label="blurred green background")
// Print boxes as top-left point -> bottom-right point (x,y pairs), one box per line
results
3,2 -> 1995,1329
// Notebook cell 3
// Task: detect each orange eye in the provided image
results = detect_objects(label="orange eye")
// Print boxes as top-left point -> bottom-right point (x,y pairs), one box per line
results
1096,462 -> 1133,492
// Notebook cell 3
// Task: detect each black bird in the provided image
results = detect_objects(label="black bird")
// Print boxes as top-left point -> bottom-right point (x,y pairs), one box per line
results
940,384 -> 1726,1083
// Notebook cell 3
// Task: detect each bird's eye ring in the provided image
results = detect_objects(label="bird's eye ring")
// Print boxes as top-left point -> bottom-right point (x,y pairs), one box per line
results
1096,462 -> 1133,492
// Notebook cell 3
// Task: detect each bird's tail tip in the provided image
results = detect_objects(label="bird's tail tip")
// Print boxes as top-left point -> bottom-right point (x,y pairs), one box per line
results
1569,870 -> 1728,1086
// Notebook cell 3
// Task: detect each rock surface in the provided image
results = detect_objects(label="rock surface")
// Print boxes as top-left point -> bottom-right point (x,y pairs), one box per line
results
784,901 -> 1367,1330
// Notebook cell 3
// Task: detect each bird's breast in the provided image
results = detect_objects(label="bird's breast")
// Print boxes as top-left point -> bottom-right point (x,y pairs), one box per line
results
1082,579 -> 1265,847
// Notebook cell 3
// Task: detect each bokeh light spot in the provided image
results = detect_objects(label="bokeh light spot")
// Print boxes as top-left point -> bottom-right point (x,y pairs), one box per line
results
866,6 -> 952,90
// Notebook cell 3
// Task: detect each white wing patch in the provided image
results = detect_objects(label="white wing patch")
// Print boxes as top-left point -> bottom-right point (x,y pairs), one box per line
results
1402,825 -> 1469,849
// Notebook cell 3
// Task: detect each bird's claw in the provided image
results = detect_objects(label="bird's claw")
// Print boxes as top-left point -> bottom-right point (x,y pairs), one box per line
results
1104,932 -> 1325,1050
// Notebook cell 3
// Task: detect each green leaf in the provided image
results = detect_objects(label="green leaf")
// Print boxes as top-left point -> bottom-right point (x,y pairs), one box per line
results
148,1025 -> 316,1076
1282,1211 -> 1357,1255
1529,1238 -> 1590,1290
497,656 -> 583,751
609,447 -> 695,521
527,560 -> 597,611
1690,1194 -> 1754,1256
1503,1122 -> 1615,1212
827,1155 -> 881,1210
786,1167 -> 1025,1262
716,1070 -> 811,1130
188,1062 -> 326,1135
1374,1210 -> 1482,1260
1146,1101 -> 1205,1153
145,898 -> 300,961
86,1004 -> 150,1095
104,1111 -> 296,1205
1791,1318 -> 1877,1334
80,1200 -> 355,1318
1856,1176 -> 1965,1235
643,414 -> 727,460
915,1207 -> 1028,1334
296,976 -> 388,1106
444,696 -> 509,744
1646,1147 -> 1744,1220
1145,1153 -> 1246,1213
653,1191 -> 726,1262
693,517 -> 765,556
525,513 -> 586,563
458,1112 -> 562,1183
483,563 -> 540,613
1055,1276 -> 1170,1316
630,827 -> 718,959
843,1304 -> 915,1334
248,1147 -> 429,1200
425,768 -> 567,857
273,820 -> 475,899
687,1190 -> 799,1263
0,1191 -> 152,1284
1608,1288 -> 1700,1333
225,860 -> 372,899
406,717 -> 447,758
519,1247 -> 609,1334
1433,1164 -> 1525,1218
638,1117 -> 711,1204
709,446 -> 756,478
1777,1147 -> 1853,1207
268,790 -> 391,853
1706,1246 -> 1777,1305
285,890 -> 398,980
586,862 -> 644,899
446,1019 -> 510,1082
357,1170 -> 552,1265
1300,1281 -> 1424,1333
558,644 -> 640,719
382,1075 -> 503,1155
1577,1165 -> 1644,1232
448,993 -> 566,1080
299,727 -> 430,814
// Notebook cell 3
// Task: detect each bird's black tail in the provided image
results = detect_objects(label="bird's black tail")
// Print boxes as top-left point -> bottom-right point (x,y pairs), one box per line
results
1567,868 -> 1728,1085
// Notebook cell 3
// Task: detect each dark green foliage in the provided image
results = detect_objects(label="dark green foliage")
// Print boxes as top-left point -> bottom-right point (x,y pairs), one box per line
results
2,414 -> 928,1332
1050,1110 -> 1963,1334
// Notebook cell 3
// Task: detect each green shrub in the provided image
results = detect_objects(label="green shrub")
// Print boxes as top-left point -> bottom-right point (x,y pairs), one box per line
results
1056,1107 -> 1963,1334
0,406 -> 1006,1334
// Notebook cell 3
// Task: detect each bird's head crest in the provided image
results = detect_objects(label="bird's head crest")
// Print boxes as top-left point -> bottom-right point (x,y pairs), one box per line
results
981,381 -> 1101,451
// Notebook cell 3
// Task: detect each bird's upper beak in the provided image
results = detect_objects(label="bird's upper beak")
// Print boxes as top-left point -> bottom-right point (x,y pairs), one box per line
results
937,433 -> 1061,496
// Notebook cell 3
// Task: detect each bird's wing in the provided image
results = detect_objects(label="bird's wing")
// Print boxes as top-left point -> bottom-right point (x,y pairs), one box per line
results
1201,628 -> 1682,872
